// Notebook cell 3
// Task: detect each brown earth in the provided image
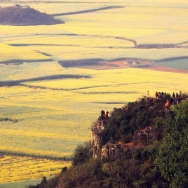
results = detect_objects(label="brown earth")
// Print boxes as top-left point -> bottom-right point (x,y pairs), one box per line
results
0,5 -> 63,25
74,59 -> 188,74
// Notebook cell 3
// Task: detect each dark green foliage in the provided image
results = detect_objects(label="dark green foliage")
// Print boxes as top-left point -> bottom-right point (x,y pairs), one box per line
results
57,159 -> 103,188
72,142 -> 92,166
28,176 -> 54,188
136,111 -> 149,128
61,166 -> 68,174
132,148 -> 142,160
101,96 -> 166,145
154,117 -> 165,130
44,176 -> 59,188
155,100 -> 188,188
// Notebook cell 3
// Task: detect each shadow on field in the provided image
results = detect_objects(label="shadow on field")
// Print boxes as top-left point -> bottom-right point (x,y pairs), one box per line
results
0,58 -> 53,65
59,59 -> 103,67
51,6 -> 123,16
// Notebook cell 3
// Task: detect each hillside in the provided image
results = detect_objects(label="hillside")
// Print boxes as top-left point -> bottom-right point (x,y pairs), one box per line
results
29,92 -> 188,188
0,5 -> 63,25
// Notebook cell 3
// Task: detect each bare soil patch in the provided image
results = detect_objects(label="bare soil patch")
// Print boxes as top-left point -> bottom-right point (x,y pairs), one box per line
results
68,59 -> 188,74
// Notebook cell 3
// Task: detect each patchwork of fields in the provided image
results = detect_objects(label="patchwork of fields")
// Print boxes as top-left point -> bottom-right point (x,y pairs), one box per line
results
1,67 -> 188,158
0,0 -> 188,185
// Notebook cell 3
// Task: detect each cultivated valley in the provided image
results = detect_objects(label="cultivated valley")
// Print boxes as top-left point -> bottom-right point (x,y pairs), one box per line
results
0,0 -> 188,187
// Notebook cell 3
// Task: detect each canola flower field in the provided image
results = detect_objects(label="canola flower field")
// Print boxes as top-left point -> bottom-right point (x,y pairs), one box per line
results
0,0 -> 188,186
1,67 -> 188,158
0,155 -> 71,184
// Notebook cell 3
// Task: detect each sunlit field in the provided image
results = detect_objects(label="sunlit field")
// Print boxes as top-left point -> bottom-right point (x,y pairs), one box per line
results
0,43 -> 49,62
0,0 -> 188,63
0,155 -> 71,184
19,45 -> 188,61
0,0 -> 188,186
1,68 -> 188,158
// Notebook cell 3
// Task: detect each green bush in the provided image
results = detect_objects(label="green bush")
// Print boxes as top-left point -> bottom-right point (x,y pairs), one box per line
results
72,142 -> 92,166
132,148 -> 142,160
155,100 -> 188,188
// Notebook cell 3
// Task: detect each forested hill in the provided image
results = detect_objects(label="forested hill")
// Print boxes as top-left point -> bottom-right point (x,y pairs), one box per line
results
0,5 -> 63,25
30,92 -> 188,188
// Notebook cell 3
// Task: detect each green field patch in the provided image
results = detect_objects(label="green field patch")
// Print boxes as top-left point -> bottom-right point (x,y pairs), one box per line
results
157,57 -> 188,70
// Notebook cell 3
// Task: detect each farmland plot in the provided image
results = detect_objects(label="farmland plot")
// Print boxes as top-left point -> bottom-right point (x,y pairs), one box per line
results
0,0 -> 188,186
0,155 -> 71,184
1,68 -> 188,159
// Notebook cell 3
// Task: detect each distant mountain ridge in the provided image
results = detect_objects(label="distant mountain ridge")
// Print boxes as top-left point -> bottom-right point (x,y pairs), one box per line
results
0,5 -> 64,25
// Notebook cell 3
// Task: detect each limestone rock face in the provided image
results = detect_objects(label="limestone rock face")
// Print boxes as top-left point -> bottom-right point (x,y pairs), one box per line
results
101,143 -> 131,161
91,119 -> 105,158
91,119 -> 155,162
91,119 -> 132,161
134,126 -> 154,142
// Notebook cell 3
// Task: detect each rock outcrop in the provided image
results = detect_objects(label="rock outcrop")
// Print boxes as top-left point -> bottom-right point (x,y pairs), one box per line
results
91,118 -> 132,161
101,143 -> 131,161
91,119 -> 107,158
134,126 -> 154,142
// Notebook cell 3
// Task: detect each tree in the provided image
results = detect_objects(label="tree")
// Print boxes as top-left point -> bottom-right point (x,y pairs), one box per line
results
72,142 -> 92,166
155,100 -> 188,188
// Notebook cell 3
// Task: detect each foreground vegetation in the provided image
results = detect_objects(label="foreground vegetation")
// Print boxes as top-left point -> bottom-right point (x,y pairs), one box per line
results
33,93 -> 188,188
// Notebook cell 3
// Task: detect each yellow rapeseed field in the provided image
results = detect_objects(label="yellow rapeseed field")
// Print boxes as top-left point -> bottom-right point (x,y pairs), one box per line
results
0,0 -> 188,185
0,68 -> 187,161
7,35 -> 135,48
0,43 -> 49,62
0,155 -> 71,184
22,45 -> 188,61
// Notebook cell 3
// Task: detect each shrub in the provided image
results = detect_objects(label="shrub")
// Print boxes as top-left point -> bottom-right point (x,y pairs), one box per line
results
132,148 -> 142,160
72,142 -> 92,166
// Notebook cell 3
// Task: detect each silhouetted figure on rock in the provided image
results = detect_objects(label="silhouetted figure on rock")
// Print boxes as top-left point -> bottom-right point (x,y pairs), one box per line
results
105,111 -> 109,119
100,110 -> 105,119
